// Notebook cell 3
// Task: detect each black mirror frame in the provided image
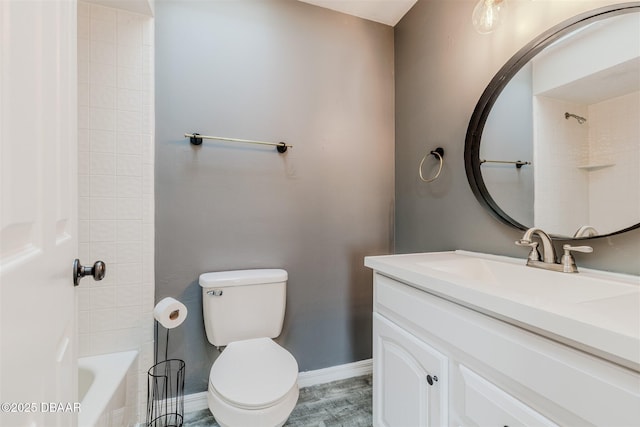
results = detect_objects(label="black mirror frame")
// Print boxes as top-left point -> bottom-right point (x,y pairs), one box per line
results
464,2 -> 640,239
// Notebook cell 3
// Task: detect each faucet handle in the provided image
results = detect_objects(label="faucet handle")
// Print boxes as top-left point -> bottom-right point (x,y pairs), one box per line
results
561,244 -> 593,273
562,244 -> 593,254
515,239 -> 541,262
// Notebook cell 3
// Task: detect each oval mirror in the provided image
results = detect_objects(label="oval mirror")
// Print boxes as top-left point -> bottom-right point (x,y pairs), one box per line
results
465,3 -> 640,239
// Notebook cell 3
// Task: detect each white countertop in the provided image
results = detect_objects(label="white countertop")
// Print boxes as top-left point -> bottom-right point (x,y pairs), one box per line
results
365,250 -> 640,372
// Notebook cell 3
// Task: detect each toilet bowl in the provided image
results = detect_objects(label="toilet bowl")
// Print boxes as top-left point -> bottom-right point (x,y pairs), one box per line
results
207,338 -> 299,427
199,269 -> 299,427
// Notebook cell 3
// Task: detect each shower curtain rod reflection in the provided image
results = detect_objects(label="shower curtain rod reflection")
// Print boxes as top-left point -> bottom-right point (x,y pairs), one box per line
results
184,132 -> 292,153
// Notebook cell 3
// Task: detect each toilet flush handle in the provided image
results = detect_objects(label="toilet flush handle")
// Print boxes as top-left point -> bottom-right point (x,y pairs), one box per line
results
207,289 -> 223,296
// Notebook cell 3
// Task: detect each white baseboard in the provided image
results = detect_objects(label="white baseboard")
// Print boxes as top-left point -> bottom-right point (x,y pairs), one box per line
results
183,358 -> 373,414
183,390 -> 209,413
297,358 -> 372,388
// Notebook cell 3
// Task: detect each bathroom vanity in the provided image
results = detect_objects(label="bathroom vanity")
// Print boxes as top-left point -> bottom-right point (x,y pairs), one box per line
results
365,251 -> 640,427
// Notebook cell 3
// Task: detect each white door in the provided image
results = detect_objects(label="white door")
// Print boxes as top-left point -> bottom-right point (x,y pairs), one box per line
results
373,313 -> 448,427
1,1 -> 79,426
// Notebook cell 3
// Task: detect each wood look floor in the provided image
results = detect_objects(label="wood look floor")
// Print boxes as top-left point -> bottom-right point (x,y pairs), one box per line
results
183,374 -> 373,426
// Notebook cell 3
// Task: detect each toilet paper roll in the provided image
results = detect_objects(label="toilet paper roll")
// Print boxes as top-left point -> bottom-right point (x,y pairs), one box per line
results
153,297 -> 188,329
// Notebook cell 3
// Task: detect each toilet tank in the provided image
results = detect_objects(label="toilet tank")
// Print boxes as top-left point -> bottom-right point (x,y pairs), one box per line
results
199,269 -> 287,347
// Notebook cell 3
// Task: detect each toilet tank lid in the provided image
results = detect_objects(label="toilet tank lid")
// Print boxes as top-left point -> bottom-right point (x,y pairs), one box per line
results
199,269 -> 287,288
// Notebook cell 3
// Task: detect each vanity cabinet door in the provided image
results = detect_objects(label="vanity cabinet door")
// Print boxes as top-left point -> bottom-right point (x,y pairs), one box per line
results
457,365 -> 559,427
373,313 -> 448,427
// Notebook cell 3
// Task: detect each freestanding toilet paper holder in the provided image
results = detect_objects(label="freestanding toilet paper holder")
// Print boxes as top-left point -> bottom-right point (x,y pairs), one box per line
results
147,300 -> 187,427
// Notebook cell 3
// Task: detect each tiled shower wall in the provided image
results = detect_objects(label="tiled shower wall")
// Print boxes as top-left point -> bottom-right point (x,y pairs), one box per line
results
587,91 -> 640,232
534,92 -> 640,235
77,1 -> 154,421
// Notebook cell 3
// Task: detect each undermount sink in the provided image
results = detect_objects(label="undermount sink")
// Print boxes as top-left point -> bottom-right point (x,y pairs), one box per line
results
417,254 -> 639,304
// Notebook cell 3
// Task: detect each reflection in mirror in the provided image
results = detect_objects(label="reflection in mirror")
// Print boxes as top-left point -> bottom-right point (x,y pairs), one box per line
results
466,4 -> 640,239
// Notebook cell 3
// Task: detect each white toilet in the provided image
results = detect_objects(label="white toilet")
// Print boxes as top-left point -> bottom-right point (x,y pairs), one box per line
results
199,269 -> 299,427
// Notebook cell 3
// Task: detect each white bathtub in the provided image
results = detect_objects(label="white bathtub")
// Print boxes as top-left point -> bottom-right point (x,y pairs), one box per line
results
78,350 -> 138,427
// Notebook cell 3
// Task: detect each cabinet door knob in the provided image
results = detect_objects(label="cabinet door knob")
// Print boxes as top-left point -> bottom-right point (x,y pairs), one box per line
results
426,374 -> 438,386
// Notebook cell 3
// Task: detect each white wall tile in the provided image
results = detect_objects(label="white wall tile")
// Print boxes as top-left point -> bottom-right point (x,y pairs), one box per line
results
78,106 -> 89,129
117,12 -> 143,47
91,4 -> 117,22
117,175 -> 142,198
90,152 -> 116,175
78,311 -> 91,334
79,129 -> 90,152
142,73 -> 153,93
91,174 -> 117,198
89,107 -> 116,131
142,45 -> 153,72
90,84 -> 116,108
141,134 -> 153,162
78,1 -> 89,18
117,110 -> 142,133
78,16 -> 90,39
78,83 -> 89,107
79,196 -> 91,220
117,154 -> 142,176
118,43 -> 143,69
90,220 -> 117,242
117,220 -> 142,242
142,18 -> 154,46
90,129 -> 116,153
139,316 -> 154,342
79,220 -> 91,243
116,284 -> 142,307
142,89 -> 153,107
90,331 -> 119,355
142,224 -> 153,248
79,242 -> 91,262
90,40 -> 116,65
116,241 -> 142,264
142,261 -> 154,283
117,197 -> 142,219
117,307 -> 141,329
90,62 -> 116,87
91,286 -> 117,310
142,164 -> 153,195
79,175 -> 91,197
90,242 -> 116,265
90,17 -> 116,43
117,67 -> 142,90
116,263 -> 143,285
91,197 -> 117,220
117,89 -> 142,112
78,151 -> 90,175
141,107 -> 153,133
117,132 -> 142,155
142,195 -> 153,224
78,40 -> 89,83
78,333 -> 92,357
141,285 -> 155,315
91,309 -> 118,332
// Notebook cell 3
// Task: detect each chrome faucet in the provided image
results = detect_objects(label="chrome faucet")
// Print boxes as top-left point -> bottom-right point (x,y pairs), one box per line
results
516,227 -> 593,273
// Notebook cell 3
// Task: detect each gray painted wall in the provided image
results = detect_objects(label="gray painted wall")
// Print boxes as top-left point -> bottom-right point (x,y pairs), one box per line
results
155,1 -> 394,394
394,0 -> 640,275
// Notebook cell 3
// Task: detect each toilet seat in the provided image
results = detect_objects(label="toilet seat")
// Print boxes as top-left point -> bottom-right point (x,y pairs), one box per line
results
209,337 -> 298,410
